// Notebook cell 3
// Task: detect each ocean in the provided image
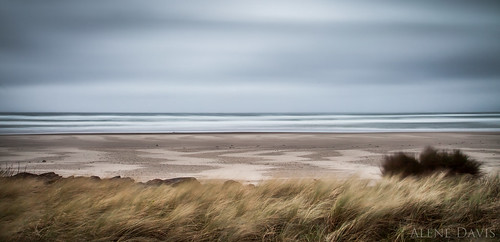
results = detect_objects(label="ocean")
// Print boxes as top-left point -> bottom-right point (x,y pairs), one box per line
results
1,113 -> 500,134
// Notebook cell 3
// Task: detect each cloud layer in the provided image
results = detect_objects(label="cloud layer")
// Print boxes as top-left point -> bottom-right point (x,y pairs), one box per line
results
1,0 -> 499,112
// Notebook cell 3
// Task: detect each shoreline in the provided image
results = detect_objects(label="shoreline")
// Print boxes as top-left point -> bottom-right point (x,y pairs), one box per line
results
3,112 -> 499,135
1,132 -> 499,183
2,131 -> 500,135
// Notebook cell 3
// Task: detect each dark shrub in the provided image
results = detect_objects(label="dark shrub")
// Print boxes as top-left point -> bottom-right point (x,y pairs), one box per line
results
382,147 -> 482,178
419,146 -> 444,172
446,150 -> 482,176
381,152 -> 421,177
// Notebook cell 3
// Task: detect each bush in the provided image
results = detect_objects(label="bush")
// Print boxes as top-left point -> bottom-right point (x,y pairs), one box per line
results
381,146 -> 482,178
381,152 -> 421,177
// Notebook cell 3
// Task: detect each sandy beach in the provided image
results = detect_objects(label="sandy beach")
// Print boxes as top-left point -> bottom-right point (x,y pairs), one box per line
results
0,132 -> 499,183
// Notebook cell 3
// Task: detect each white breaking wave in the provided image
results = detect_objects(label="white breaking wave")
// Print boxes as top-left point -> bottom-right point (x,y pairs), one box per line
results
0,113 -> 499,134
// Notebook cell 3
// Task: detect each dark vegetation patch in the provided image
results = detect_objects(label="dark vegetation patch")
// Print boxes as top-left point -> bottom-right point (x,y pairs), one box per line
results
381,146 -> 482,178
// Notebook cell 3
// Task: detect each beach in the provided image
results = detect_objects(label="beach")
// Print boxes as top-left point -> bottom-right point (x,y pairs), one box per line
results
1,132 -> 499,183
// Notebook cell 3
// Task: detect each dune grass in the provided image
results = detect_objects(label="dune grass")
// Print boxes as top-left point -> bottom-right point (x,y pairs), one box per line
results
0,174 -> 498,241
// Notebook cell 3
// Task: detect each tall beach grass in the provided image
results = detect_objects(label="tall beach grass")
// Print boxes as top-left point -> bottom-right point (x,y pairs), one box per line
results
0,174 -> 498,241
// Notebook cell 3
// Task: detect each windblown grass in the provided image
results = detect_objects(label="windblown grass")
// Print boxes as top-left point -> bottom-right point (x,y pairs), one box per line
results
0,174 -> 498,241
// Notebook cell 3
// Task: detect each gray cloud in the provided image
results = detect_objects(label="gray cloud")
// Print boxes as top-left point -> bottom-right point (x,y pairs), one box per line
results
1,0 -> 499,112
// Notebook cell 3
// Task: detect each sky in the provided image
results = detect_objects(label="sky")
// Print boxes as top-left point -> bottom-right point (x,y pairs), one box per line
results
0,0 -> 499,113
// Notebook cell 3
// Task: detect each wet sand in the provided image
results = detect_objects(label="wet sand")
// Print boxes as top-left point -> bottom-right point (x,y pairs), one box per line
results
0,133 -> 499,183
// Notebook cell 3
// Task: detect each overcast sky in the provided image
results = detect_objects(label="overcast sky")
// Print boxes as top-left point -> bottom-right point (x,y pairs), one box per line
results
1,0 -> 499,113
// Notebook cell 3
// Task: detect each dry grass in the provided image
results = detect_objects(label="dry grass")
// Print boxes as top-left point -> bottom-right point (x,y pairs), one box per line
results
0,174 -> 499,241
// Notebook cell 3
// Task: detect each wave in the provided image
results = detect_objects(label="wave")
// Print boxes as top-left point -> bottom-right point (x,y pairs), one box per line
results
1,112 -> 499,134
